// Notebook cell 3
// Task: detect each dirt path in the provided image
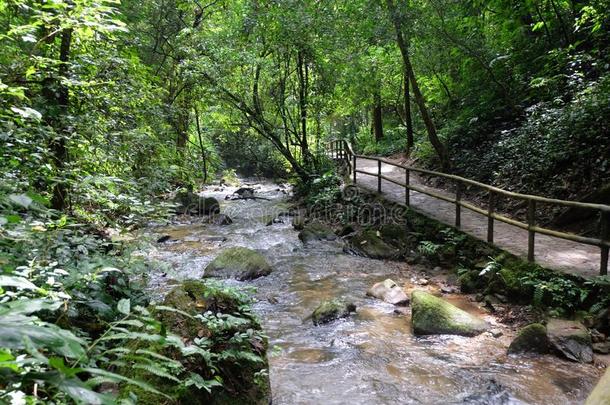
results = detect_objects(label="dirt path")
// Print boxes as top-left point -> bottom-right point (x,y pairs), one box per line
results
355,158 -> 601,279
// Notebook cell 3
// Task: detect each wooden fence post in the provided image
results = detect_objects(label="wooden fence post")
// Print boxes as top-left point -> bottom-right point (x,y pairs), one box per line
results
455,182 -> 462,228
377,160 -> 382,193
487,191 -> 496,243
528,200 -> 536,262
601,211 -> 609,276
405,168 -> 410,207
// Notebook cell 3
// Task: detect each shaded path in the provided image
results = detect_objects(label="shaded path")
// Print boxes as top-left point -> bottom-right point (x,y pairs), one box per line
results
355,158 -> 600,279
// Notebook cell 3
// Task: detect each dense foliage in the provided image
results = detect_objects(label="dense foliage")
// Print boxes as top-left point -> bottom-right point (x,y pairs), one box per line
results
1,0 -> 609,402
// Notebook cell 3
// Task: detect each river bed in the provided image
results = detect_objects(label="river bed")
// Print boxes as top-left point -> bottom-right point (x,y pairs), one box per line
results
144,180 -> 601,404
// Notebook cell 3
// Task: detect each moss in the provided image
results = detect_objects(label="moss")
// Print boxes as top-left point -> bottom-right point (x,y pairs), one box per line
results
458,271 -> 481,293
204,247 -> 272,280
378,224 -> 409,246
508,323 -> 550,354
298,222 -> 336,243
497,268 -> 521,294
411,290 -> 487,336
349,229 -> 399,260
312,299 -> 356,325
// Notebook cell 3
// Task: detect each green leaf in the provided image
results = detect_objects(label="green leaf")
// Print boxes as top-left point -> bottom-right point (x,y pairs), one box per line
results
49,357 -> 84,378
117,298 -> 130,315
83,368 -> 170,399
0,349 -> 20,372
41,372 -> 116,405
184,372 -> 222,393
10,107 -> 41,121
0,275 -> 40,291
0,298 -> 62,316
8,194 -> 33,209
0,314 -> 86,358
6,215 -> 21,224
26,191 -> 49,206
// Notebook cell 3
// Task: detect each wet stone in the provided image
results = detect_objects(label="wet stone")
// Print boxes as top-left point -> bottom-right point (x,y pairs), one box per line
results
508,323 -> 550,355
411,290 -> 488,336
366,279 -> 410,306
547,319 -> 593,363
204,247 -> 272,281
312,299 -> 356,326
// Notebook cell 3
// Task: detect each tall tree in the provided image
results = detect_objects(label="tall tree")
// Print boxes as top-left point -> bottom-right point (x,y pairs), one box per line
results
385,0 -> 451,171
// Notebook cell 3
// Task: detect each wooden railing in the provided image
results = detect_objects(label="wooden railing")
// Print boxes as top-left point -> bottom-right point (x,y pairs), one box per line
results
327,139 -> 610,275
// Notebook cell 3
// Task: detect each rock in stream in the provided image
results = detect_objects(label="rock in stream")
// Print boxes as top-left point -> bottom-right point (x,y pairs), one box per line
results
411,290 -> 487,336
204,246 -> 272,281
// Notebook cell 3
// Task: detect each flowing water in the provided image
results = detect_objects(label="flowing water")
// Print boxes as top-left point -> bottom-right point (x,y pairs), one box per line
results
144,181 -> 601,405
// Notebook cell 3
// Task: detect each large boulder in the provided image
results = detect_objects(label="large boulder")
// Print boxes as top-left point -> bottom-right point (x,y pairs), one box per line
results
298,223 -> 336,244
411,290 -> 487,336
348,229 -> 399,260
585,368 -> 610,405
121,280 -> 270,405
204,247 -> 272,281
547,318 -> 593,363
508,323 -> 550,354
312,299 -> 356,326
366,279 -> 409,306
378,224 -> 411,248
175,191 -> 220,216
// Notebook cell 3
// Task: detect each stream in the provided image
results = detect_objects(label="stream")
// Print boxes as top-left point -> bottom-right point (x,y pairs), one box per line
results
143,180 -> 600,404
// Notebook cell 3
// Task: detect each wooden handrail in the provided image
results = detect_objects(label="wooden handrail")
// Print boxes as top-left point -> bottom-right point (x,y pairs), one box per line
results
326,139 -> 610,275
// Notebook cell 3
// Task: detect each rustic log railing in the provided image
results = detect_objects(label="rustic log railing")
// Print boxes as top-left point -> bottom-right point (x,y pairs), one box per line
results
327,139 -> 610,275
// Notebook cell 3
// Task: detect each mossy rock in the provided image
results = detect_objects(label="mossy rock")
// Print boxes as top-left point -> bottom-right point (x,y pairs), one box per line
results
120,280 -> 269,405
204,247 -> 272,281
585,367 -> 610,405
174,191 -> 220,215
161,279 -> 246,337
411,290 -> 487,336
508,323 -> 550,354
547,318 -> 593,363
298,222 -> 336,244
378,224 -> 410,247
312,299 -> 356,325
496,268 -> 522,295
458,270 -> 482,293
348,229 -> 399,260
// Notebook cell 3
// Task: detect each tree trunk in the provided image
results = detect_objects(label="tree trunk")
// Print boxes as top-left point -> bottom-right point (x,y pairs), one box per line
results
404,69 -> 414,154
174,97 -> 190,149
296,50 -> 312,168
44,28 -> 72,211
372,86 -> 383,143
385,0 -> 451,171
193,105 -> 208,183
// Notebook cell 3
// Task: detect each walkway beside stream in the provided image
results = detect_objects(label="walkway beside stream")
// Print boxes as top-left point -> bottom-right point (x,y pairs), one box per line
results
354,157 -> 601,279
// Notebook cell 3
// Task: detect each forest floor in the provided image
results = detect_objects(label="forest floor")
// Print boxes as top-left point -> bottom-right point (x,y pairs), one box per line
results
354,157 -> 601,279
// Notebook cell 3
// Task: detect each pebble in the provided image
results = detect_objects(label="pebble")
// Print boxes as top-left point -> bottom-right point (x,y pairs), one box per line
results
488,328 -> 503,338
591,329 -> 606,343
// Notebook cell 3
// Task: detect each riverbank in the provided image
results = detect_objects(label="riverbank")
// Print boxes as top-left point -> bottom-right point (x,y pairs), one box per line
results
146,179 -> 605,403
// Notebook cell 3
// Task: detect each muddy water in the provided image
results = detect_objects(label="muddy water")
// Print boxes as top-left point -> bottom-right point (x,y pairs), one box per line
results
145,181 -> 600,405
